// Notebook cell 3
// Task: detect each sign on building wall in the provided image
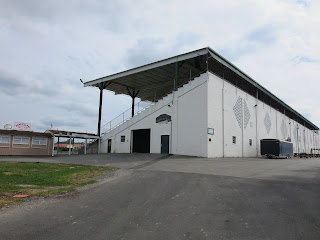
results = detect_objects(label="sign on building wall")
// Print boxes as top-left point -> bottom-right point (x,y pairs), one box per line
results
14,122 -> 31,131
156,114 -> 171,123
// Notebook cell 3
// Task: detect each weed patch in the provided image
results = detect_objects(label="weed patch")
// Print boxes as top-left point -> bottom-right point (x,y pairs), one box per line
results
0,162 -> 118,208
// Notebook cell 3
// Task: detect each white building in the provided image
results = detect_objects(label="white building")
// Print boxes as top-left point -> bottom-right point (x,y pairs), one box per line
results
84,47 -> 319,158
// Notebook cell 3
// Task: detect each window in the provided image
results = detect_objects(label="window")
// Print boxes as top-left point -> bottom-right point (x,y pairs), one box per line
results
249,139 -> 252,146
32,137 -> 47,145
121,135 -> 125,142
13,136 -> 30,144
232,136 -> 236,144
0,135 -> 10,144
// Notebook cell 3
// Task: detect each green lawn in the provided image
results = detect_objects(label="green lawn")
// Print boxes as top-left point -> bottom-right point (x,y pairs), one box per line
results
0,162 -> 118,208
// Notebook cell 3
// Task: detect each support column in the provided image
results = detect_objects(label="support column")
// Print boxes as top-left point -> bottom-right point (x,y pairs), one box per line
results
97,82 -> 110,137
98,86 -> 103,137
69,137 -> 71,155
51,136 -> 55,157
173,61 -> 184,91
174,62 -> 179,91
57,137 -> 60,156
132,90 -> 135,117
72,138 -> 74,155
127,87 -> 140,117
84,139 -> 87,155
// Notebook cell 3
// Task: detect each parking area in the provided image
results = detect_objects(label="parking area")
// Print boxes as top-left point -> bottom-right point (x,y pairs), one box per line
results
1,154 -> 319,183
0,154 -> 319,240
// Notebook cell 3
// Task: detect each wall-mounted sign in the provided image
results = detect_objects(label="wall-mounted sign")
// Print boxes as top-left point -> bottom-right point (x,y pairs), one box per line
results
207,128 -> 214,135
156,114 -> 171,123
14,122 -> 31,131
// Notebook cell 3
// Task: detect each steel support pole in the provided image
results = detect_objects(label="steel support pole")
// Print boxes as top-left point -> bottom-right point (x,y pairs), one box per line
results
51,136 -> 55,157
69,137 -> 71,155
126,88 -> 139,118
84,139 -> 87,154
131,91 -> 135,117
174,61 -> 179,91
72,138 -> 74,155
57,137 -> 60,156
98,86 -> 103,137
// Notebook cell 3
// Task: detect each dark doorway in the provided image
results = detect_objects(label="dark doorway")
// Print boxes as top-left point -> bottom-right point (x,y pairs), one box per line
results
161,135 -> 170,154
132,129 -> 151,153
107,139 -> 112,153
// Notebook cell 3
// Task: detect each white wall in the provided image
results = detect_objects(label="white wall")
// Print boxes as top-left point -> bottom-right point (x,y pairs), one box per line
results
100,73 -> 209,157
207,72 -> 318,157
207,73 -> 223,157
174,76 -> 208,157
103,105 -> 172,154
208,73 -> 257,157
100,71 -> 318,158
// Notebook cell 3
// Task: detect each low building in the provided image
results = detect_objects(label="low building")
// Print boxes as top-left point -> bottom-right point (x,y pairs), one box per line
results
0,129 -> 54,156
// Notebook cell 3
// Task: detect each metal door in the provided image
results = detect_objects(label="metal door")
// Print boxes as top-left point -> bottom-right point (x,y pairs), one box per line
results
107,139 -> 112,153
161,135 -> 169,154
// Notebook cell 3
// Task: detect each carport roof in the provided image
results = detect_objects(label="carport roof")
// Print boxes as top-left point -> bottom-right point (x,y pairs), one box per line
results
46,130 -> 100,139
83,47 -> 318,130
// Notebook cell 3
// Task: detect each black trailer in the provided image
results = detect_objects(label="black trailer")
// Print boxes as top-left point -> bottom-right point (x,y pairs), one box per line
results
260,139 -> 293,159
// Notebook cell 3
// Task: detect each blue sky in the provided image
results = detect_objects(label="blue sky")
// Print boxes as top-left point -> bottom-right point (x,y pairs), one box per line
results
0,0 -> 319,133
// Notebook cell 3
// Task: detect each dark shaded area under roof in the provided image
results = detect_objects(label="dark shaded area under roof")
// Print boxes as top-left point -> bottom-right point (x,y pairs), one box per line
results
46,130 -> 99,139
84,47 -> 318,131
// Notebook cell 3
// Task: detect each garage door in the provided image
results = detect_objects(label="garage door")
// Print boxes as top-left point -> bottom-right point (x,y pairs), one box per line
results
132,129 -> 151,153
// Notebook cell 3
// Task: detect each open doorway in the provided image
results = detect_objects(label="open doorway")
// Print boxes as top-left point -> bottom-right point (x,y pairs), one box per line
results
132,129 -> 151,153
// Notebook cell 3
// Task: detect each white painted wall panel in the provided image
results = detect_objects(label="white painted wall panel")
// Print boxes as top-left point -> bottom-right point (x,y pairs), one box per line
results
175,77 -> 208,157
207,74 -> 223,157
222,80 -> 243,157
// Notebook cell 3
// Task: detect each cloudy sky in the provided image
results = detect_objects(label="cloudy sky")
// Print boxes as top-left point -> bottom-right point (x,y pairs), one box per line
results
0,0 -> 319,134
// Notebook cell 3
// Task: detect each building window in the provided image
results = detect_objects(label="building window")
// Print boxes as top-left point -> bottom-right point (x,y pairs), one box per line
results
13,136 -> 30,144
232,136 -> 236,144
249,139 -> 252,146
32,137 -> 47,145
0,135 -> 10,144
121,136 -> 125,142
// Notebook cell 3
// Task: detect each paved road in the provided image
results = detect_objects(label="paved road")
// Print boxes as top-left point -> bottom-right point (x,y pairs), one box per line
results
0,154 -> 320,239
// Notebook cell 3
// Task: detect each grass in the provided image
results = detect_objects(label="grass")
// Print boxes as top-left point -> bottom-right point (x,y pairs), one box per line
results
0,162 -> 118,208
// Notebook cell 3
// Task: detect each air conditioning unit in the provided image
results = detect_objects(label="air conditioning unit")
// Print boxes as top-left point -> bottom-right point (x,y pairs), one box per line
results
4,124 -> 12,130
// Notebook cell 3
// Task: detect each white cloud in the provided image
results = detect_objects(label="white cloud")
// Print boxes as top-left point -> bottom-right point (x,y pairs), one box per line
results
0,0 -> 319,133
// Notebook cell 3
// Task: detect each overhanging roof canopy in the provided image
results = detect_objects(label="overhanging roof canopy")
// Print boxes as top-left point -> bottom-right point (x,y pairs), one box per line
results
84,47 -> 318,130
84,48 -> 209,102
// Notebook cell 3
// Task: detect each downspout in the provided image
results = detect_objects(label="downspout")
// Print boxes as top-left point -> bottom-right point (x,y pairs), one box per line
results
222,71 -> 225,158
241,98 -> 244,158
275,109 -> 278,139
255,90 -> 259,157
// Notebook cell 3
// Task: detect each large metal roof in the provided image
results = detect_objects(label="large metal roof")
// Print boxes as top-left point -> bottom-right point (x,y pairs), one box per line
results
84,47 -> 318,130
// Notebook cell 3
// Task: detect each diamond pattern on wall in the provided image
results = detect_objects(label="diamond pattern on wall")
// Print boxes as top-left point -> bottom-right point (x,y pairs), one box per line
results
280,120 -> 288,139
233,97 -> 243,128
264,112 -> 271,134
243,100 -> 251,129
